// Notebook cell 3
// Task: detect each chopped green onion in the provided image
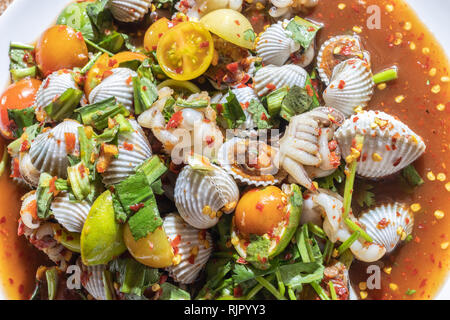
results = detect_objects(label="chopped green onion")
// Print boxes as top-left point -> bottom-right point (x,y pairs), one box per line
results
275,269 -> 285,297
255,276 -> 287,300
80,52 -> 102,74
45,268 -> 58,301
401,164 -> 424,187
338,231 -> 361,254
287,287 -> 297,300
308,222 -> 327,239
176,98 -> 209,109
405,289 -> 416,296
114,114 -> 133,133
85,38 -> 114,56
310,281 -> 330,300
135,156 -> 167,185
245,274 -> 275,300
266,87 -> 288,116
328,281 -> 338,300
0,147 -> 8,178
373,67 -> 398,84
76,97 -> 130,130
10,42 -> 35,50
78,127 -> 94,170
67,161 -> 91,201
344,218 -> 373,243
44,88 -> 83,121
322,240 -> 334,265
11,66 -> 37,81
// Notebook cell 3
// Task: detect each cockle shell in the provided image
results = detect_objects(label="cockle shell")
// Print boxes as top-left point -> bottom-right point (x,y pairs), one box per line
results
359,203 -> 414,254
316,35 -> 370,85
335,110 -> 426,179
323,58 -> 374,117
18,152 -> 41,188
29,120 -> 82,178
88,68 -> 137,112
20,191 -> 40,230
220,86 -> 258,129
80,263 -> 110,300
108,0 -> 151,22
101,119 -> 152,186
256,20 -> 300,66
34,70 -> 78,121
174,164 -> 239,229
254,64 -> 308,96
51,193 -> 91,233
163,214 -> 212,284
218,137 -> 285,186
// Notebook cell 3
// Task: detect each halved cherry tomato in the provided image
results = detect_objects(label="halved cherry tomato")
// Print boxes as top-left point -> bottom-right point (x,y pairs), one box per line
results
144,17 -> 172,52
156,21 -> 214,81
84,51 -> 148,96
0,78 -> 42,139
36,25 -> 89,77
234,186 -> 287,236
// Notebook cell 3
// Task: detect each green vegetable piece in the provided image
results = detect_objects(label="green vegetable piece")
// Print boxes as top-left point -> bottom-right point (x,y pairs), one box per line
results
127,205 -> 163,241
134,77 -> 158,114
373,67 -> 398,84
9,42 -> 36,82
246,235 -> 271,264
280,85 -> 314,121
45,268 -> 58,301
67,161 -> 91,201
266,87 -> 288,116
135,155 -> 168,185
56,1 -> 95,40
80,190 -> 126,266
401,164 -> 424,187
247,99 -> 272,129
114,171 -> 153,217
216,90 -> 246,129
44,88 -> 83,121
159,283 -> 191,300
118,59 -> 142,71
285,16 -> 322,49
114,114 -> 133,133
36,173 -> 54,219
76,97 -> 130,130
176,97 -> 209,109
78,126 -> 95,171
7,106 -> 36,138
162,96 -> 176,123
86,0 -> 113,41
98,31 -> 125,54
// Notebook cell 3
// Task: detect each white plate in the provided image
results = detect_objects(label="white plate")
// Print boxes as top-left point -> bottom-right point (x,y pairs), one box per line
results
0,0 -> 449,299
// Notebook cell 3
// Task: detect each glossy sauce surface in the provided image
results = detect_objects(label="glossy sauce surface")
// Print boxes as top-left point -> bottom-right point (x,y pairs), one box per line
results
0,0 -> 449,300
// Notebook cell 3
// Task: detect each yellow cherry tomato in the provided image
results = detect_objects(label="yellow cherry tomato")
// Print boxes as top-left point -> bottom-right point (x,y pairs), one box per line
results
123,224 -> 174,268
36,25 -> 89,77
200,9 -> 255,50
234,186 -> 287,236
156,21 -> 214,81
144,17 -> 172,52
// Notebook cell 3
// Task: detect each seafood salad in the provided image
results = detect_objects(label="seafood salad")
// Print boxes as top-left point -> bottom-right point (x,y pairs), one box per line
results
0,0 -> 448,301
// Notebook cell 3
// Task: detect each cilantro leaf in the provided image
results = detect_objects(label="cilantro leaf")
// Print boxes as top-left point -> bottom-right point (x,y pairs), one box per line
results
316,164 -> 345,192
354,182 -> 375,208
279,262 -> 324,290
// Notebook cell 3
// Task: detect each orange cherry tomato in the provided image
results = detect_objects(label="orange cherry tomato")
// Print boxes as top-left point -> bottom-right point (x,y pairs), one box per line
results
234,186 -> 287,236
0,78 -> 42,139
144,17 -> 172,52
36,25 -> 89,77
156,21 -> 214,81
84,51 -> 148,96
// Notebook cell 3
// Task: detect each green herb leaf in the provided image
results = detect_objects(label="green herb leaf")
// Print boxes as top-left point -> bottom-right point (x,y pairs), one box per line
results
86,0 -> 113,42
9,43 -> 36,82
247,99 -> 272,129
133,77 -> 158,115
280,85 -> 314,121
7,106 -> 36,138
316,164 -> 345,192
56,1 -> 95,40
127,204 -> 163,240
279,262 -> 324,290
36,173 -> 54,219
159,282 -> 191,300
354,182 -> 376,208
285,16 -> 321,49
76,97 -> 130,130
216,90 -> 246,129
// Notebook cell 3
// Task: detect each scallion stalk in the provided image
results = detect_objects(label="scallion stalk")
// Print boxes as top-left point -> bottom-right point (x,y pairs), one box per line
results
80,52 -> 102,74
10,42 -> 35,50
311,281 -> 330,300
45,268 -> 58,301
246,274 -> 276,300
85,38 -> 114,57
275,269 -> 285,296
344,218 -> 373,243
287,287 -> 297,300
308,222 -> 327,239
328,281 -> 338,300
372,67 -> 398,84
322,239 -> 334,265
338,231 -> 361,254
255,276 -> 287,300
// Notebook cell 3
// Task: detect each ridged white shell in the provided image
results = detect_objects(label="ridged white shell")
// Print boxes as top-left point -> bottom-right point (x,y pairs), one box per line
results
359,203 -> 414,253
51,193 -> 91,233
81,264 -> 110,300
164,214 -> 212,284
101,119 -> 152,186
316,35 -> 369,85
220,86 -> 258,129
335,110 -> 426,179
254,64 -> 308,96
218,137 -> 284,186
35,70 -> 78,118
20,191 -> 40,230
88,68 -> 137,112
323,58 -> 374,116
256,20 -> 300,66
29,120 -> 82,178
108,0 -> 151,22
18,152 -> 41,188
174,164 -> 239,229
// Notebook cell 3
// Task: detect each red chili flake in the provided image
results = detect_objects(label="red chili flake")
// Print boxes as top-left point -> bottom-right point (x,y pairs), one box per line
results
233,286 -> 243,297
108,59 -> 117,67
43,78 -> 50,89
305,84 -> 314,96
0,217 -> 6,224
328,140 -> 338,151
123,142 -> 134,151
159,274 -> 168,284
419,279 -> 427,288
393,157 -> 402,166
78,163 -> 86,178
152,45 -> 157,51
10,158 -> 20,178
188,255 -> 196,264
48,176 -> 58,196
175,67 -> 183,74
205,136 -> 215,146
158,33 -> 163,38
266,83 -> 276,91
171,235 -> 181,254
241,102 -> 250,110
126,76 -> 133,85
130,203 -> 145,212
64,132 -> 76,153
76,32 -> 84,41
338,80 -> 346,89
102,70 -> 114,80
226,62 -> 239,73
199,41 -> 209,48
255,202 -> 264,212
261,113 -> 268,121
8,278 -> 13,285
377,218 -> 390,229
20,140 -> 30,152
236,33 -> 241,38
329,152 -> 340,168
216,103 -> 223,115
18,284 -> 24,295
167,111 -> 184,129
307,26 -> 315,32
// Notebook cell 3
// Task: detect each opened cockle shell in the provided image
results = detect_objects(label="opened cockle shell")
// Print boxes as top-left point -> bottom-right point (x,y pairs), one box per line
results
335,110 -> 426,179
29,120 -> 82,178
359,203 -> 414,254
20,191 -> 40,230
108,0 -> 151,22
280,107 -> 344,190
256,20 -> 300,66
51,193 -> 91,233
218,137 -> 286,186
174,164 -> 239,229
316,35 -> 370,85
88,68 -> 137,112
254,64 -> 308,96
101,119 -> 152,186
163,213 -> 212,284
220,86 -> 258,129
34,70 -> 78,122
323,58 -> 374,117
80,263 -> 111,300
